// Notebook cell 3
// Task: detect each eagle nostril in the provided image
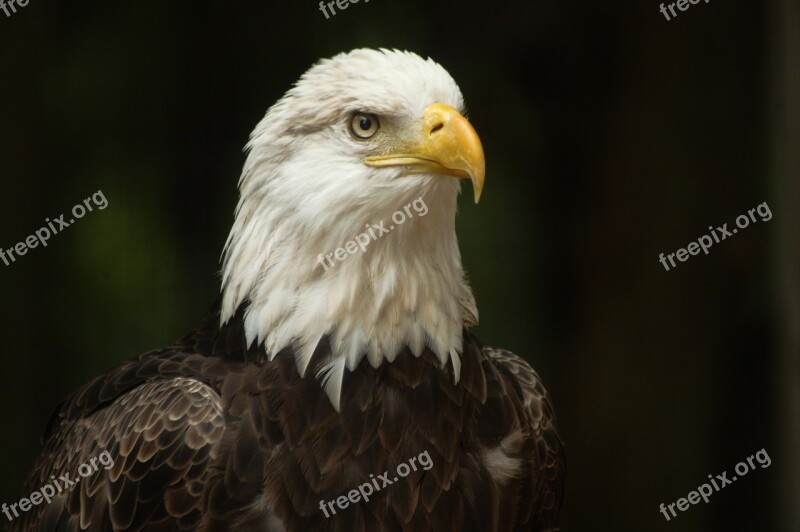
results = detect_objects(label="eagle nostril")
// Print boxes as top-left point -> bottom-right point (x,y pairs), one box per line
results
430,122 -> 444,135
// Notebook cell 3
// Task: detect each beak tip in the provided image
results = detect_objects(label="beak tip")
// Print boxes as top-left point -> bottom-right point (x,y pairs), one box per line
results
471,174 -> 485,204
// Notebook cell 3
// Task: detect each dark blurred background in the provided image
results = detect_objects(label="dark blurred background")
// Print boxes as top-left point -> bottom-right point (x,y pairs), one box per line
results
1,1 -> 797,530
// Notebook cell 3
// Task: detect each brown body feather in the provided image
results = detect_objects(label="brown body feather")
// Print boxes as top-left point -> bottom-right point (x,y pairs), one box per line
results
12,305 -> 563,531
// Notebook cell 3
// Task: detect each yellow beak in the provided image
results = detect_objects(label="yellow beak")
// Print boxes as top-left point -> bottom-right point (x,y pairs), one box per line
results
365,103 -> 486,203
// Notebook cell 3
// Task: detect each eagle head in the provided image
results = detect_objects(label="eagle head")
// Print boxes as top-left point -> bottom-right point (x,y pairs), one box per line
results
220,49 -> 485,410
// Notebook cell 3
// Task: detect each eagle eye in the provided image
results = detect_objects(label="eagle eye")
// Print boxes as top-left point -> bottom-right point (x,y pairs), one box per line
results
348,112 -> 380,139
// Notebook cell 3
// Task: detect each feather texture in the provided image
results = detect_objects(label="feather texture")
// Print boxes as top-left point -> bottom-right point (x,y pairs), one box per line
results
13,305 -> 563,531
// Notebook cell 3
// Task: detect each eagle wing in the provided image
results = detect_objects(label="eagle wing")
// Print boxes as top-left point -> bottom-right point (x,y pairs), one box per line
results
480,346 -> 565,531
11,312 -> 265,532
12,366 -> 225,532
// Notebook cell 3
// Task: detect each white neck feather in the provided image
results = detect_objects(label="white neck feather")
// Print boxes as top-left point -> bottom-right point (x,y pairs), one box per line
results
220,160 -> 477,411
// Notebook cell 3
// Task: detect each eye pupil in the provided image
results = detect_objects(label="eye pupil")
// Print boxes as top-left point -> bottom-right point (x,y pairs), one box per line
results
359,117 -> 372,131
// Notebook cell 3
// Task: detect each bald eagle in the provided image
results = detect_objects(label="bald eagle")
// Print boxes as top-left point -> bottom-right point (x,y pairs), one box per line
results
13,49 -> 564,532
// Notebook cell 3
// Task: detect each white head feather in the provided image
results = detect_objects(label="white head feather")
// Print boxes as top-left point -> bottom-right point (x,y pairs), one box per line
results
220,49 -> 479,410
